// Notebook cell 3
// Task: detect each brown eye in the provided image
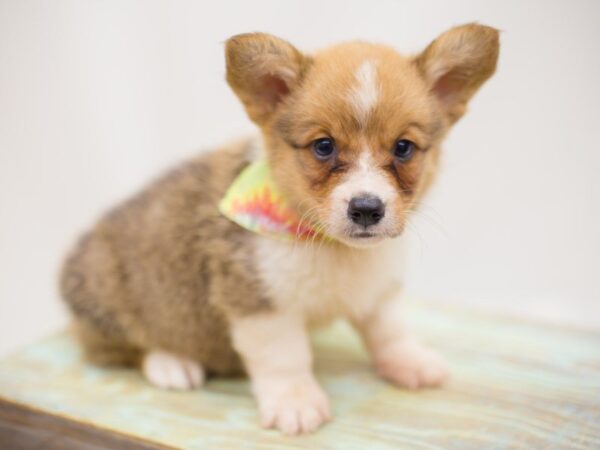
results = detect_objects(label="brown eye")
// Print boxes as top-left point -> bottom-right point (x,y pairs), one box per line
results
393,139 -> 415,162
312,138 -> 336,160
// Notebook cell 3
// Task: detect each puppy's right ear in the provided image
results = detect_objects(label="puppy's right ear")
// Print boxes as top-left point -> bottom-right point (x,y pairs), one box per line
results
226,33 -> 308,125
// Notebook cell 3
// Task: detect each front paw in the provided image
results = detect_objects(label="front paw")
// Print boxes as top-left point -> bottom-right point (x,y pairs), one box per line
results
253,378 -> 331,435
374,340 -> 449,389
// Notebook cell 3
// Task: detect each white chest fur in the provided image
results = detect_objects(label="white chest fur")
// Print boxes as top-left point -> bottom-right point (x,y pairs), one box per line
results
252,236 -> 407,326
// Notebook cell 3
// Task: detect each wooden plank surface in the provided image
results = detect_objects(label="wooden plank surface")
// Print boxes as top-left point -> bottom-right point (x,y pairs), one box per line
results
0,400 -> 172,450
0,303 -> 599,449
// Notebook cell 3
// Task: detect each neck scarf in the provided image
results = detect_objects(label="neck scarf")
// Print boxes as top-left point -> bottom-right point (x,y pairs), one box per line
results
219,160 -> 327,241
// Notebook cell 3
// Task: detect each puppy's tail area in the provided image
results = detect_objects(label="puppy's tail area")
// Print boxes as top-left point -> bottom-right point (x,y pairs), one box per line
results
60,232 -> 142,367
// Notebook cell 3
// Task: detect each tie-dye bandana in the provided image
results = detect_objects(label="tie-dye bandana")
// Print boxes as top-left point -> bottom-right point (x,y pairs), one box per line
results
219,160 -> 327,242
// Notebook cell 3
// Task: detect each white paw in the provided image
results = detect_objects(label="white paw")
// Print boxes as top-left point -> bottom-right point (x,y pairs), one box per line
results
142,350 -> 204,390
374,340 -> 449,389
254,378 -> 331,435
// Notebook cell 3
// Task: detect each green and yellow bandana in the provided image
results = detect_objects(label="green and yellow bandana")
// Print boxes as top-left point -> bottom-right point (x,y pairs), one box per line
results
219,160 -> 326,242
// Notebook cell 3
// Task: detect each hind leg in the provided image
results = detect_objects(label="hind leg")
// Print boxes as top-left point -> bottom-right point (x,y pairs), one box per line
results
73,320 -> 142,367
142,350 -> 205,390
62,233 -> 205,390
77,321 -> 204,390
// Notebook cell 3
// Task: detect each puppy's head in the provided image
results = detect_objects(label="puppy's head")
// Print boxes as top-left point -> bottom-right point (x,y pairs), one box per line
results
226,24 -> 499,247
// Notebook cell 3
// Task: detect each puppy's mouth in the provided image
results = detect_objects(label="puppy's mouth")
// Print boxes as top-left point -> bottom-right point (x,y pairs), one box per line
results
340,223 -> 404,247
337,228 -> 390,247
350,231 -> 377,239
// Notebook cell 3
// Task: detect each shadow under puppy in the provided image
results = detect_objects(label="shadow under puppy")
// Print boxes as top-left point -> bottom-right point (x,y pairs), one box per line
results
61,23 -> 499,435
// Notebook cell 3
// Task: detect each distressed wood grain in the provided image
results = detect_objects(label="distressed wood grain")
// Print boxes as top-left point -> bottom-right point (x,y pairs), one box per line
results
0,302 -> 599,449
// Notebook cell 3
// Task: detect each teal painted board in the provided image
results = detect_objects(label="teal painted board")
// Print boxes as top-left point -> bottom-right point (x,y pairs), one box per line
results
0,303 -> 599,449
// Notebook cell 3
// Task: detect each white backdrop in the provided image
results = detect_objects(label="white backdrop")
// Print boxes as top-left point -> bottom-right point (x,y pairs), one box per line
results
1,0 -> 599,356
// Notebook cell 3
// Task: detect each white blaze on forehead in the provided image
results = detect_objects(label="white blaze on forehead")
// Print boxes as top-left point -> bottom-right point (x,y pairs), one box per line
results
348,60 -> 379,124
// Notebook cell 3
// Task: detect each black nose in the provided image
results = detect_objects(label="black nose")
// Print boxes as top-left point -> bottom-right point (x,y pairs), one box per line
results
347,195 -> 385,227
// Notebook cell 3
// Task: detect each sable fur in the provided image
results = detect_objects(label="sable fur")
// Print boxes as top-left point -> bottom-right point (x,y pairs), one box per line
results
61,139 -> 270,375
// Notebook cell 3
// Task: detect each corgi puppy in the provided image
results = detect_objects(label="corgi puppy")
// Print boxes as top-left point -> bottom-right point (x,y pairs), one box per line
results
61,23 -> 499,435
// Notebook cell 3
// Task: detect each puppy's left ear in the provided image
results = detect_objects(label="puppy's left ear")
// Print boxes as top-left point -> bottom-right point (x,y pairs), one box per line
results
416,23 -> 500,124
226,33 -> 309,125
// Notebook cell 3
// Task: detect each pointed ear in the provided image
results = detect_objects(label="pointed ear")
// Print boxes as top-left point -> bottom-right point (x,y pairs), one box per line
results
225,33 -> 308,125
415,23 -> 500,124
